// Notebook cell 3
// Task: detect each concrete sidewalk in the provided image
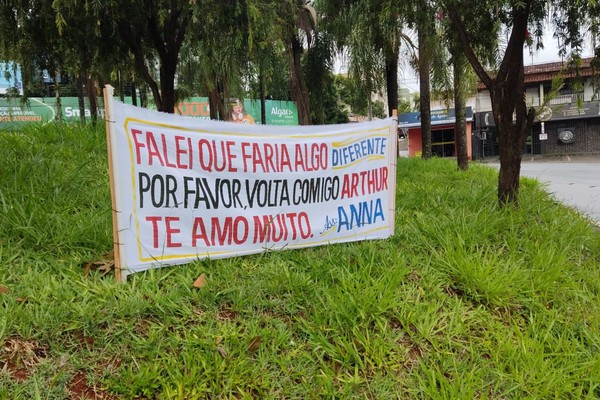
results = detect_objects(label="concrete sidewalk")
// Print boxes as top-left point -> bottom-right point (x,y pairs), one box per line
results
483,156 -> 600,226
480,154 -> 600,164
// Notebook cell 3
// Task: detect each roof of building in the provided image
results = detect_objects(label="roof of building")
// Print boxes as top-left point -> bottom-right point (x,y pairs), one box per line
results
524,57 -> 594,84
478,57 -> 596,89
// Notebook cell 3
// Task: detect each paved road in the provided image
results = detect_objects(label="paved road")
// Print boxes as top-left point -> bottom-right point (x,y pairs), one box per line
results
490,159 -> 600,225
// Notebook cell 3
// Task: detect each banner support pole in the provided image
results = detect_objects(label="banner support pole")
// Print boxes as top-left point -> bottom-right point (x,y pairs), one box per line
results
103,85 -> 125,283
390,109 -> 398,236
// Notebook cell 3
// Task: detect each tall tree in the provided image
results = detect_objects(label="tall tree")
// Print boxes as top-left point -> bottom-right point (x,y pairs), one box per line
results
319,0 -> 410,118
444,0 -> 597,205
245,0 -> 292,123
53,0 -> 123,124
276,0 -> 317,125
414,0 -> 435,159
452,46 -> 469,170
444,0 -> 533,204
57,0 -> 194,114
178,0 -> 249,120
440,14 -> 479,170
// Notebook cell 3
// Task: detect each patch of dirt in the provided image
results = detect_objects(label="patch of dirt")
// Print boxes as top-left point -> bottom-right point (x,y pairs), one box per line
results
1,338 -> 117,398
218,307 -> 238,321
398,336 -> 424,371
1,359 -> 29,381
82,252 -> 115,278
68,371 -> 117,400
0,337 -> 46,381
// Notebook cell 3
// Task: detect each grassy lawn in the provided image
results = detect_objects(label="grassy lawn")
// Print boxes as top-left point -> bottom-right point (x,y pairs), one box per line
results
1,124 -> 600,399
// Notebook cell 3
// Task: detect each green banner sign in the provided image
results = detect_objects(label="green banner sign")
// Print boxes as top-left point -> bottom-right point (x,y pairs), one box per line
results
1,96 -> 298,129
176,97 -> 299,125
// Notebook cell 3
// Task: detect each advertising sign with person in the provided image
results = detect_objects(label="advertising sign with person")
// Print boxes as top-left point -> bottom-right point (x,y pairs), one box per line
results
229,99 -> 255,124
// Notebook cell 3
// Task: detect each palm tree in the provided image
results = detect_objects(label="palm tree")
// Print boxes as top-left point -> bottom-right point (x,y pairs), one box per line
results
278,0 -> 317,125
319,0 -> 411,118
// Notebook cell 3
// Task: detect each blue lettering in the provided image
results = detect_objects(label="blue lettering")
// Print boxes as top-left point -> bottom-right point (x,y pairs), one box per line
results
336,198 -> 385,232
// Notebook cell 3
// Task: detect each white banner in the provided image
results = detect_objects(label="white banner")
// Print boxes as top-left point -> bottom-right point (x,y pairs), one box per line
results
106,98 -> 397,278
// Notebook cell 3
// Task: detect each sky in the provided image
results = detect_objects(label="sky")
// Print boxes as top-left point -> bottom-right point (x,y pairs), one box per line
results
397,28 -> 594,93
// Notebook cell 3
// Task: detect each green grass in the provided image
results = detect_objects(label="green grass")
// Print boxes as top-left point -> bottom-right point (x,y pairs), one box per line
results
1,124 -> 600,399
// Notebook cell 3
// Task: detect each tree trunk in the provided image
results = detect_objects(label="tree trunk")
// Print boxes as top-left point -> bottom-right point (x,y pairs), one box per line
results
289,36 -> 311,125
53,72 -> 62,123
453,52 -> 468,170
76,73 -> 86,124
492,88 -> 535,205
385,46 -> 399,117
209,88 -> 219,120
87,77 -> 98,126
417,6 -> 433,159
259,62 -> 266,125
489,31 -> 534,205
117,4 -> 190,115
118,70 -> 125,102
159,58 -> 177,113
131,81 -> 138,107
446,1 -> 535,206
139,84 -> 148,108
208,84 -> 226,121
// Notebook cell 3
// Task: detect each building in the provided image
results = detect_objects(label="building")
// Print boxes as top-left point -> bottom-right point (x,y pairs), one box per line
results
473,58 -> 600,159
400,58 -> 600,160
398,107 -> 474,159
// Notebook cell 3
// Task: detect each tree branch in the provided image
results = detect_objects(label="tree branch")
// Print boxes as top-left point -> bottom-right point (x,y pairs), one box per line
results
497,1 -> 532,88
445,5 -> 493,89
117,21 -> 162,109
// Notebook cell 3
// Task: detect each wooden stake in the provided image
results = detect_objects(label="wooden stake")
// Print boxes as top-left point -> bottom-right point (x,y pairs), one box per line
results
390,109 -> 398,236
103,85 -> 125,283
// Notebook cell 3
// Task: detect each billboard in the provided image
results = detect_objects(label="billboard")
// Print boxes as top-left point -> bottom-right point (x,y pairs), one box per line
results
176,97 -> 299,125
1,96 -> 298,129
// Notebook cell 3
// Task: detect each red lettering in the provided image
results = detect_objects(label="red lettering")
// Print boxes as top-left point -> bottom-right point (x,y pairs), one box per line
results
165,217 -> 181,247
211,217 -> 248,245
192,218 -> 210,247
382,167 -> 389,190
146,132 -> 164,166
350,173 -> 359,197
281,145 -> 292,171
252,212 -> 312,243
161,134 -> 176,168
225,141 -> 237,172
286,212 -> 298,240
131,129 -> 145,164
197,139 -> 238,173
264,143 -> 277,172
299,212 -> 311,239
251,143 -> 265,173
145,216 -> 162,248
294,144 -> 305,171
174,135 -> 191,169
241,142 -> 252,172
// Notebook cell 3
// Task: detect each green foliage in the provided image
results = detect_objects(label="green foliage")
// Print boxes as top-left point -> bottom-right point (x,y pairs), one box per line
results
336,74 -> 365,113
397,98 -> 415,114
371,99 -> 386,119
309,71 -> 349,124
335,74 -> 386,119
305,34 -> 349,124
2,125 -> 600,398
